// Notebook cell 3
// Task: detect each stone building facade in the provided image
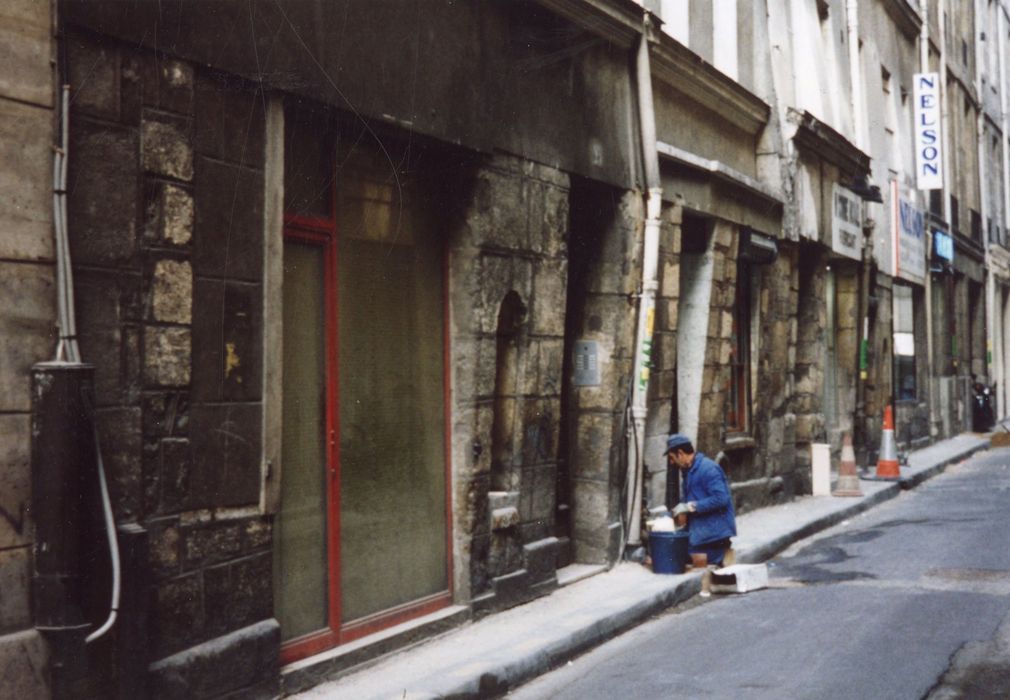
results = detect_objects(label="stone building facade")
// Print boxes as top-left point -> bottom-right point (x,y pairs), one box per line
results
4,0 -> 1010,697
0,0 -> 56,697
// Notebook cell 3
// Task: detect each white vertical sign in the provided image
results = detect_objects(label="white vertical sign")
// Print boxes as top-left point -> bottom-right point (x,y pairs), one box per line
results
913,72 -> 943,190
831,184 -> 862,260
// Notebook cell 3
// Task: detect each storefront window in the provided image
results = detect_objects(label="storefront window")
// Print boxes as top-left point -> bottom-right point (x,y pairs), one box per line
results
275,114 -> 450,662
894,283 -> 916,399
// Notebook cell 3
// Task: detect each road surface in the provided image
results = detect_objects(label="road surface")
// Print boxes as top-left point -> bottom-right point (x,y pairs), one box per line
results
510,447 -> 1010,699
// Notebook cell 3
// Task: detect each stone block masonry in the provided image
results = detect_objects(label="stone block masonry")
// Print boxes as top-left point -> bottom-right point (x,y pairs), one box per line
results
66,30 -> 275,697
0,0 -> 54,696
449,153 -> 571,608
563,183 -> 642,565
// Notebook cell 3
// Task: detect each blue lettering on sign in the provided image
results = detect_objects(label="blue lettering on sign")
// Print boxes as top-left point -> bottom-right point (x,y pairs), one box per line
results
899,200 -> 924,239
934,230 -> 954,261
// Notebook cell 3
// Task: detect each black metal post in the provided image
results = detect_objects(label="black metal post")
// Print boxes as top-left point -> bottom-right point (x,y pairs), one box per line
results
115,523 -> 148,699
31,361 -> 96,697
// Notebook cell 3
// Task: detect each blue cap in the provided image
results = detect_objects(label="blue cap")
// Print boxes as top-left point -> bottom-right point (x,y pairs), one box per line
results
665,433 -> 692,453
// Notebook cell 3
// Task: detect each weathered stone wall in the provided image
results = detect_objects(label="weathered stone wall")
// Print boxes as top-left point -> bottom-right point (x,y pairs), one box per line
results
864,272 -> 892,454
644,203 -> 682,509
909,283 -> 932,444
0,0 -> 55,695
564,183 -> 641,564
833,262 -> 861,443
449,153 -> 569,608
66,31 -> 277,696
955,275 -> 972,377
695,221 -> 737,454
650,227 -> 809,513
738,241 -> 801,503
790,242 -> 825,489
969,279 -> 988,378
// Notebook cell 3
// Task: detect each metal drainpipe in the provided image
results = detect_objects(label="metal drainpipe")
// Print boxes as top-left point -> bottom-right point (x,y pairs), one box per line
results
32,362 -> 95,697
626,15 -> 663,548
977,0 -> 993,390
855,221 -> 873,463
36,24 -> 126,694
1000,4 -> 1010,418
939,0 -> 952,226
977,2 -> 993,393
846,0 -> 871,455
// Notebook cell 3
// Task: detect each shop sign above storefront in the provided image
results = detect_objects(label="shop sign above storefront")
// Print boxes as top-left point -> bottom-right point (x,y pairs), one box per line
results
831,183 -> 862,260
892,182 -> 926,284
933,229 -> 954,261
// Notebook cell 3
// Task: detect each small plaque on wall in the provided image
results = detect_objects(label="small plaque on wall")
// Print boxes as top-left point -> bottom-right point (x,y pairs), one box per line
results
573,340 -> 601,387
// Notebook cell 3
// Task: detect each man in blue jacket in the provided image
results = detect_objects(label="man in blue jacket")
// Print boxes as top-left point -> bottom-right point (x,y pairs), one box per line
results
666,433 -> 736,566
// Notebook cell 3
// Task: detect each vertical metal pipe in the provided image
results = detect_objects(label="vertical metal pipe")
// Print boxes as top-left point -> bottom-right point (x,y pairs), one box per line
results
999,5 -> 1010,418
977,0 -> 994,391
31,362 -> 95,696
114,523 -> 149,699
627,15 -> 664,547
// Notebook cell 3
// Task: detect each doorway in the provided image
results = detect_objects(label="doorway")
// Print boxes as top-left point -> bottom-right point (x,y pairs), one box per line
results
274,116 -> 451,663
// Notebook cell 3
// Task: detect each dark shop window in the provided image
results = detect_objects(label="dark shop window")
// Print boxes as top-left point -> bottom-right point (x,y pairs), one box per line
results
894,284 -> 916,400
726,261 -> 751,433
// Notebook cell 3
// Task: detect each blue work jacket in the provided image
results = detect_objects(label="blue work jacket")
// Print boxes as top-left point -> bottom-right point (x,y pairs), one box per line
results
681,452 -> 737,547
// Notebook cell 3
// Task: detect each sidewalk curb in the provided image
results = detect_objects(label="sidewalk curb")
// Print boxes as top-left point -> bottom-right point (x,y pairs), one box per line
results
494,438 -> 993,696
300,436 -> 992,699
899,440 -> 990,490
414,575 -> 703,699
736,483 -> 900,565
738,438 -> 990,565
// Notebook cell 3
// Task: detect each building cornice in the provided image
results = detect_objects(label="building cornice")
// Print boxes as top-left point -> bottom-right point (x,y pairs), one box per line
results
533,0 -> 644,49
788,109 -> 870,176
989,244 -> 1010,263
954,232 -> 986,262
651,37 -> 771,135
534,0 -> 770,135
880,0 -> 923,41
656,141 -> 784,207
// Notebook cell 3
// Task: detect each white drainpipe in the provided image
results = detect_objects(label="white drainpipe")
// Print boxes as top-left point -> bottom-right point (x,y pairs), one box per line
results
627,16 -> 663,547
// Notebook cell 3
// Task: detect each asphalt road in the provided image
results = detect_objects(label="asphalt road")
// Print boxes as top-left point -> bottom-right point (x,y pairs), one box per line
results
510,447 -> 1010,700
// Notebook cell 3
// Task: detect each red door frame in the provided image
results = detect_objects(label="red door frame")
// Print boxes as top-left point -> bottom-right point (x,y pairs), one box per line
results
279,182 -> 453,665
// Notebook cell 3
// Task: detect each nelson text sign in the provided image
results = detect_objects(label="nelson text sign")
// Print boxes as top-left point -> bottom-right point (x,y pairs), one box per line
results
913,73 -> 943,190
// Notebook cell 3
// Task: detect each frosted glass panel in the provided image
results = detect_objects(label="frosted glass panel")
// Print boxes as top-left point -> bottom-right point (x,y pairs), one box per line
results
338,194 -> 447,623
275,240 -> 329,640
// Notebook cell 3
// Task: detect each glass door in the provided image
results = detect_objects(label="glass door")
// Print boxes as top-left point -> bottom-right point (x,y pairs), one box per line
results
274,118 -> 451,663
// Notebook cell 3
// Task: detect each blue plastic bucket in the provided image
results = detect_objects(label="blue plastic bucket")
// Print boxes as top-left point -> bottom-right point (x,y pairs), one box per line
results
650,531 -> 690,574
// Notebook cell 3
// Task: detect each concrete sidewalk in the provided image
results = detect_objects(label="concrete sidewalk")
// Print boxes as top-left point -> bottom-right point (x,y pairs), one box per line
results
289,432 -> 990,700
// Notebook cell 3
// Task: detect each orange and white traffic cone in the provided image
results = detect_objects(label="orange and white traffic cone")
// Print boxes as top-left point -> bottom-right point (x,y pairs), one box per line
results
874,405 -> 901,479
833,432 -> 863,497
